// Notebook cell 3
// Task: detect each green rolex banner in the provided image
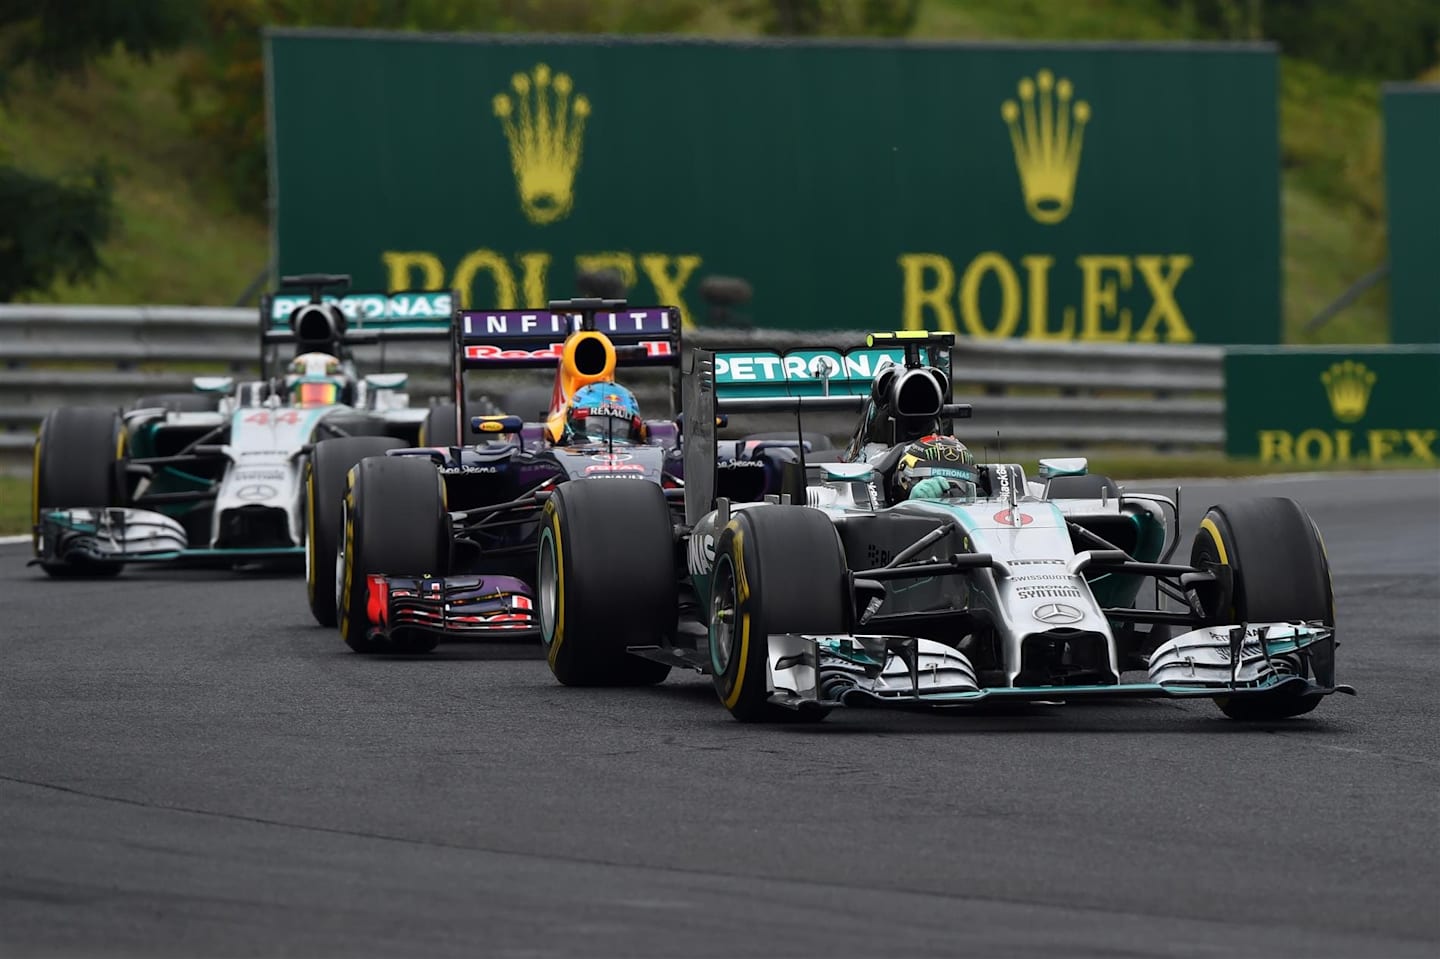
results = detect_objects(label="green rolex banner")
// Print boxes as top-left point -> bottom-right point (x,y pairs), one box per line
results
267,30 -> 1281,343
1225,347 -> 1440,464
1383,84 -> 1440,346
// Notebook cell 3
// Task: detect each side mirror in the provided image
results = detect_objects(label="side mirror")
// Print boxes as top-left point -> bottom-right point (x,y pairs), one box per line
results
192,376 -> 234,394
821,462 -> 876,483
470,414 -> 525,435
1038,457 -> 1088,478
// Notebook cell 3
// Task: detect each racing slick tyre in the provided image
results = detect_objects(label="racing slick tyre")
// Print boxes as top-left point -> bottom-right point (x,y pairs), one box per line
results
338,455 -> 450,654
709,505 -> 849,723
1190,496 -> 1334,720
305,436 -> 407,627
32,406 -> 127,578
500,385 -> 553,421
130,393 -> 221,413
419,403 -> 460,447
1043,473 -> 1120,499
738,431 -> 834,451
538,480 -> 676,686
317,415 -> 390,440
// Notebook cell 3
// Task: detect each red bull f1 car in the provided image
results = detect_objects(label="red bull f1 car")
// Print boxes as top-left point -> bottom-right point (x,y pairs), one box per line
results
309,298 -> 800,652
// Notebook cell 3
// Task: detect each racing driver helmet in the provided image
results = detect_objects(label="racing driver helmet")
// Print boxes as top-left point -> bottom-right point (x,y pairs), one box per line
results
286,351 -> 350,408
891,435 -> 979,503
565,382 -> 648,445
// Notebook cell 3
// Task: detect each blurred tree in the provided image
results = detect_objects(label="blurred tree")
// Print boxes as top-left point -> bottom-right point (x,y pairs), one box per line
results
0,163 -> 115,301
1165,0 -> 1440,79
0,0 -> 186,299
0,0 -> 196,90
727,0 -> 919,36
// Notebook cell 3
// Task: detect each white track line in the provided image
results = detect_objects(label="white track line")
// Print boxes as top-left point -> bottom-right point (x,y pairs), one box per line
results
0,534 -> 32,545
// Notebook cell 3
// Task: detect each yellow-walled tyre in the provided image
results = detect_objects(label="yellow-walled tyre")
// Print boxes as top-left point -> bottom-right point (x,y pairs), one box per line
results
337,455 -> 450,654
538,480 -> 675,686
709,506 -> 849,723
305,436 -> 405,627
1190,496 -> 1335,720
32,406 -> 126,579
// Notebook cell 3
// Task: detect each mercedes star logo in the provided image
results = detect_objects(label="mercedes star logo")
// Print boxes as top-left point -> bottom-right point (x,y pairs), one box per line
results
1033,602 -> 1084,625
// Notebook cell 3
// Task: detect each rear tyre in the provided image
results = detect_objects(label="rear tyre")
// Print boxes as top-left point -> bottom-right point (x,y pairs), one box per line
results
305,436 -> 406,626
501,385 -> 553,421
1190,497 -> 1334,720
1044,473 -> 1120,499
32,406 -> 126,578
338,456 -> 450,654
317,415 -> 389,439
738,430 -> 834,451
539,480 -> 676,686
419,403 -> 460,447
709,506 -> 849,723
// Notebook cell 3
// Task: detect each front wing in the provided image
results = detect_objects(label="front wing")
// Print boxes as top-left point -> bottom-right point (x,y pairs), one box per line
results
730,622 -> 1354,713
358,573 -> 539,643
34,508 -> 304,568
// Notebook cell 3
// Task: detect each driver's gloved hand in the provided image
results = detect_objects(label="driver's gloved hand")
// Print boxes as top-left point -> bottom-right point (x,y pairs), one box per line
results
909,477 -> 952,501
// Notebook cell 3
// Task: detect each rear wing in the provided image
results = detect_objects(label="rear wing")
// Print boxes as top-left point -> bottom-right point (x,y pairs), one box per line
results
684,347 -> 868,524
453,299 -> 684,434
715,346 -> 906,402
264,292 -> 455,332
683,333 -> 965,523
714,333 -> 953,402
456,302 -> 681,370
259,274 -> 454,375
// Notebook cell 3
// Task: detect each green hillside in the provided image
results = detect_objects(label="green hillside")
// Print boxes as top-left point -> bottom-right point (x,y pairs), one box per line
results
3,0 -> 1420,343
2,52 -> 268,307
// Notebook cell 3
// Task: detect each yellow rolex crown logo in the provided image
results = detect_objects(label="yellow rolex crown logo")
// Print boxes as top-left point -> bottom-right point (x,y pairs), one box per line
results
1001,69 -> 1090,225
493,63 -> 590,226
1321,360 -> 1376,423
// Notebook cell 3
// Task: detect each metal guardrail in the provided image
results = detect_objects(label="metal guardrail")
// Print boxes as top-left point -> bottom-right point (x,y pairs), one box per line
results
0,305 -> 1225,468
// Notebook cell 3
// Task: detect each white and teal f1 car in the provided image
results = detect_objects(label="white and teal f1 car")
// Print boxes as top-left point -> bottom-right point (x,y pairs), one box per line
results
30,275 -> 455,577
534,331 -> 1354,723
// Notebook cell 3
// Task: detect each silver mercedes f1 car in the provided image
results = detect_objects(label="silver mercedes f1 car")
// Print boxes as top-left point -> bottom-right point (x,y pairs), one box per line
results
30,274 -> 455,577
535,331 -> 1354,723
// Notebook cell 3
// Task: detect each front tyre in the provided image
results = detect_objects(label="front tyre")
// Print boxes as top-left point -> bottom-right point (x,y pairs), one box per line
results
305,437 -> 406,626
539,480 -> 676,686
1191,496 -> 1335,720
709,506 -> 849,723
32,406 -> 126,578
337,455 -> 450,654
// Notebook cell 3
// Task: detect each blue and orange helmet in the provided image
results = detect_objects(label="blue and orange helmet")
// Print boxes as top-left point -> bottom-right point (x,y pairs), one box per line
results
564,383 -> 647,445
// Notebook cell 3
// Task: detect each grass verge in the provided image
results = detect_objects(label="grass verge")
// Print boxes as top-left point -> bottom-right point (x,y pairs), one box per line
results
0,476 -> 31,539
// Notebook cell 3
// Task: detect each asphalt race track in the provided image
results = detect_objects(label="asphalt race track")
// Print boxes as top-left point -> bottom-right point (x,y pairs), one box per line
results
1,472 -> 1437,958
